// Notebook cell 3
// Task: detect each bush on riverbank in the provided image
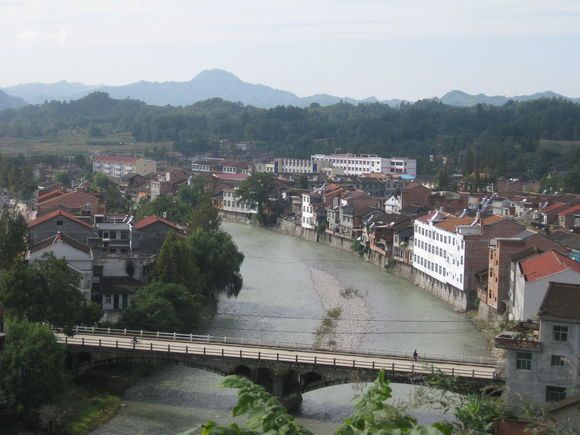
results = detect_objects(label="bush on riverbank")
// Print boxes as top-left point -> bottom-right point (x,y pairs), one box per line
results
64,394 -> 122,435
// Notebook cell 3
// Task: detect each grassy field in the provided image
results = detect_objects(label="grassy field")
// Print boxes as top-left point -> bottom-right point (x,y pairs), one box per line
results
0,132 -> 172,156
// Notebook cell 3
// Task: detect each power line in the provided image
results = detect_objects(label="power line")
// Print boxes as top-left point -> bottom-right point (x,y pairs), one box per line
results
244,255 -> 356,264
209,325 -> 475,335
216,312 -> 470,323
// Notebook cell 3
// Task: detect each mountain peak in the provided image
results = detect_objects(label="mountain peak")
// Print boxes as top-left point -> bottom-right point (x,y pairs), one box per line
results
193,69 -> 241,83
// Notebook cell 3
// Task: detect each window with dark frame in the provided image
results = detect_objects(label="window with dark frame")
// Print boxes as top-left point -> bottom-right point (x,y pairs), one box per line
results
553,326 -> 569,343
546,386 -> 566,402
516,352 -> 532,370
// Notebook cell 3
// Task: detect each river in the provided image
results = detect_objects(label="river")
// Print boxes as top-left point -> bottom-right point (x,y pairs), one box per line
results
94,222 -> 489,434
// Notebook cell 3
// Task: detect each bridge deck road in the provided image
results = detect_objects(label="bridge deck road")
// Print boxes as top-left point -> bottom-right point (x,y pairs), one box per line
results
57,333 -> 498,380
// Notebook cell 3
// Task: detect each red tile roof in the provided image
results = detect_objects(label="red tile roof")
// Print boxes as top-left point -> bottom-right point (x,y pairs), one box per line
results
542,202 -> 568,213
37,190 -> 103,215
557,204 -> 580,216
28,209 -> 93,229
415,210 -> 442,223
94,155 -> 139,164
520,250 -> 580,282
436,216 -> 475,232
29,231 -> 91,255
134,215 -> 182,231
38,190 -> 65,202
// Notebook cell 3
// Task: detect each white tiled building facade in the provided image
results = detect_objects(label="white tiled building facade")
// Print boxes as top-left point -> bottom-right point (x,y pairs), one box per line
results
301,193 -> 316,229
412,212 -> 468,291
310,153 -> 416,177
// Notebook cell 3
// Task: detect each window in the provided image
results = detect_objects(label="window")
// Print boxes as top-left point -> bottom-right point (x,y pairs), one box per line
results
551,355 -> 565,367
56,220 -> 63,226
546,386 -> 566,402
93,265 -> 104,277
105,294 -> 112,304
553,326 -> 568,343
516,352 -> 532,370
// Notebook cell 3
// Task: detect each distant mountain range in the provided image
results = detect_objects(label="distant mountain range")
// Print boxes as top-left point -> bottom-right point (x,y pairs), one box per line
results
0,89 -> 27,110
1,69 -> 578,109
440,89 -> 580,107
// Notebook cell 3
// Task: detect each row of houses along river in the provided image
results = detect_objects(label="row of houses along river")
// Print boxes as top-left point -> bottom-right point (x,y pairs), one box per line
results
94,221 -> 489,435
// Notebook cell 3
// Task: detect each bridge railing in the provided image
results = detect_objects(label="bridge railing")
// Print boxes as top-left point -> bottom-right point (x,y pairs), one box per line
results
66,325 -> 496,366
57,334 -> 498,380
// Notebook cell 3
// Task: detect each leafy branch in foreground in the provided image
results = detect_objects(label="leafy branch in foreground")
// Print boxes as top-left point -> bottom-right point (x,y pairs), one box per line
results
336,370 -> 451,434
201,375 -> 312,435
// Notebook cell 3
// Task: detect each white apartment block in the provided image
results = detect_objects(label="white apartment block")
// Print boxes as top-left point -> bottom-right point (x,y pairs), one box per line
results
301,193 -> 316,229
274,158 -> 316,174
412,211 -> 469,291
311,153 -> 416,177
223,189 -> 257,215
93,156 -> 157,178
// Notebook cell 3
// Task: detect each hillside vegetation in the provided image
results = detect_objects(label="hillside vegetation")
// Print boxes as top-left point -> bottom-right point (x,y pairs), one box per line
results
1,92 -> 580,183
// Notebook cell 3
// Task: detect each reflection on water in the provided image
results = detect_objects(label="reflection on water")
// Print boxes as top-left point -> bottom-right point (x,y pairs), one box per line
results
96,222 -> 488,434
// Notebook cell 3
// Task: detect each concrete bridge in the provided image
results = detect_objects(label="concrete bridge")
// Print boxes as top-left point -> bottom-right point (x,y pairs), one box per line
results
60,326 -> 502,410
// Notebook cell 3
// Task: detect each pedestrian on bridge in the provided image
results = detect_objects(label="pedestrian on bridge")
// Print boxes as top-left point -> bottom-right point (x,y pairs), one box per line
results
413,349 -> 418,362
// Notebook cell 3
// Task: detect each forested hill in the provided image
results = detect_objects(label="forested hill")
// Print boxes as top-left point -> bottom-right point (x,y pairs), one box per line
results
1,92 -> 580,179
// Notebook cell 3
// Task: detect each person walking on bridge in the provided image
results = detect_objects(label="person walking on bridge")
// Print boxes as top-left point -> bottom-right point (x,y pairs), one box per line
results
413,349 -> 418,362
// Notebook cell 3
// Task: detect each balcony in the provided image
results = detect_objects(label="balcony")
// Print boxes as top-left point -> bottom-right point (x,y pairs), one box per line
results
494,331 -> 542,352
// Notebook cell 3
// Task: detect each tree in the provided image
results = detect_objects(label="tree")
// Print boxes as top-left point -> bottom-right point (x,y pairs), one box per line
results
53,170 -> 71,187
189,190 -> 221,233
0,255 -> 85,334
201,375 -> 312,435
336,370 -> 445,434
0,319 -> 68,412
121,282 -> 203,332
202,372 -> 448,435
436,167 -> 451,191
297,174 -> 309,190
187,229 -> 244,298
0,210 -> 27,270
152,231 -> 201,294
236,173 -> 277,225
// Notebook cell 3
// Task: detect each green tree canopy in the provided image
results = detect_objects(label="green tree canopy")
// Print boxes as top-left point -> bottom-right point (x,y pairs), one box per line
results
0,210 -> 27,270
236,173 -> 277,225
187,229 -> 244,298
0,319 -> 68,412
0,255 -> 85,334
121,281 -> 203,332
153,231 -> 201,294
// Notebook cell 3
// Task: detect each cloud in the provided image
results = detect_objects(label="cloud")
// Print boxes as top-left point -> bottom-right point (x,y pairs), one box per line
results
18,29 -> 67,46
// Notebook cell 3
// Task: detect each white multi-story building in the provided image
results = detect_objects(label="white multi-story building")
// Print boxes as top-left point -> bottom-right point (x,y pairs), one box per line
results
301,193 -> 316,229
413,211 -> 469,291
310,153 -> 416,177
274,158 -> 316,174
413,211 -> 523,298
222,188 -> 257,215
93,156 -> 157,178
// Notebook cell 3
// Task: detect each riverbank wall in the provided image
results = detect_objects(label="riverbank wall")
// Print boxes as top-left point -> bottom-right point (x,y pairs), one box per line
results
274,218 -> 470,312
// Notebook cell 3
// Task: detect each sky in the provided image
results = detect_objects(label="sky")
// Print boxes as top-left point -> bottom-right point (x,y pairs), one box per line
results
1,0 -> 580,100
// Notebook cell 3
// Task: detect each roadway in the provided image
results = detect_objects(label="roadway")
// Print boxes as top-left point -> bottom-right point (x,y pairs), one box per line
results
56,332 -> 499,380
